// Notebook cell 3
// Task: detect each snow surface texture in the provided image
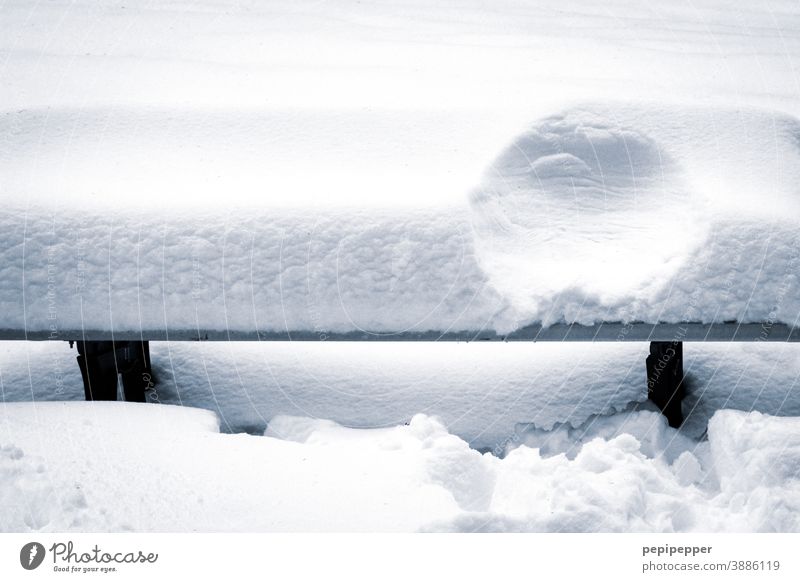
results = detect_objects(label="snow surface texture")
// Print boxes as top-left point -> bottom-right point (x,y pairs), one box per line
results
3,1 -> 799,114
0,204 -> 518,334
470,104 -> 800,327
2,2 -> 800,333
2,104 -> 800,333
2,0 -> 800,533
1,402 -> 799,532
2,341 -> 799,449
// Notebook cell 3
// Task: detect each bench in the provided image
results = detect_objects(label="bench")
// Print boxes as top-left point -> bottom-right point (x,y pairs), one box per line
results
2,106 -> 798,432
1,322 -> 797,428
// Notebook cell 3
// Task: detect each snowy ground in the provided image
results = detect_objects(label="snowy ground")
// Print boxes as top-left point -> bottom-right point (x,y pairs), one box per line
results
1,341 -> 800,532
2,401 -> 800,532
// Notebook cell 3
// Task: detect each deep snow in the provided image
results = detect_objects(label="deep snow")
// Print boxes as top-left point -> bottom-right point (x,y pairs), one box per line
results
2,0 -> 800,534
2,2 -> 800,334
2,401 -> 799,532
3,105 -> 800,334
470,105 -> 800,327
2,340 -> 799,449
0,0 -> 800,332
3,0 -> 799,114
0,205 -> 516,334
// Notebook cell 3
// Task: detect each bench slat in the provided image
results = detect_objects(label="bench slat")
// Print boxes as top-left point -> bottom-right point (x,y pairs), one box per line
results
1,322 -> 797,342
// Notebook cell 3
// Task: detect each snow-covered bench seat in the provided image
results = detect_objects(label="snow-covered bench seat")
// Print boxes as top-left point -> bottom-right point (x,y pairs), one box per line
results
1,104 -> 799,426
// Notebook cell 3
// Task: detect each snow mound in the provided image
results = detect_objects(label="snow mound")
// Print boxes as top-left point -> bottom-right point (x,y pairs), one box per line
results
708,411 -> 800,530
3,104 -> 799,333
513,409 -> 697,463
267,414 -> 497,512
0,403 -> 466,532
3,1 -> 800,333
428,409 -> 800,533
0,207 -> 514,334
470,104 -> 800,327
2,403 -> 800,532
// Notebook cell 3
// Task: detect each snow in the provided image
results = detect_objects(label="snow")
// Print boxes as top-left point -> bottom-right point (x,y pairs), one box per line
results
431,409 -> 800,533
0,402 -> 459,532
2,340 -> 799,450
3,0 -> 799,114
1,3 -> 800,333
2,401 -> 799,532
3,105 -> 800,333
470,104 -> 800,327
0,107 -> 511,210
2,0 -> 800,534
0,206 -> 519,334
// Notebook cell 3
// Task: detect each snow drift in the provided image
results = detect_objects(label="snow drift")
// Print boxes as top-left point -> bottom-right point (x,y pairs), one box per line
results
2,402 -> 799,532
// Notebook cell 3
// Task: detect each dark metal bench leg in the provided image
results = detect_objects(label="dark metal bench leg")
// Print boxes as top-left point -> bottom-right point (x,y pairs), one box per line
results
120,341 -> 153,403
75,340 -> 154,402
646,341 -> 685,428
76,341 -> 119,401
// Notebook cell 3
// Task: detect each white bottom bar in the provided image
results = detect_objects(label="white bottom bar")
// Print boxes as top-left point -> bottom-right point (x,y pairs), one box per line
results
2,533 -> 799,581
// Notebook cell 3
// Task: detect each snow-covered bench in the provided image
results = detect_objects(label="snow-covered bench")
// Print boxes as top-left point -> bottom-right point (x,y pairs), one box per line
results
0,321 -> 796,427
1,104 -> 799,428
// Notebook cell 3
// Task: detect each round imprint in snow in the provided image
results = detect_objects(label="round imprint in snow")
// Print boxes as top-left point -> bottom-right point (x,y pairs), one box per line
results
468,104 -> 704,320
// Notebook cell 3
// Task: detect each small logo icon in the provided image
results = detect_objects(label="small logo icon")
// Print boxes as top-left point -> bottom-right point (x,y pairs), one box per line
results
20,542 -> 45,570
